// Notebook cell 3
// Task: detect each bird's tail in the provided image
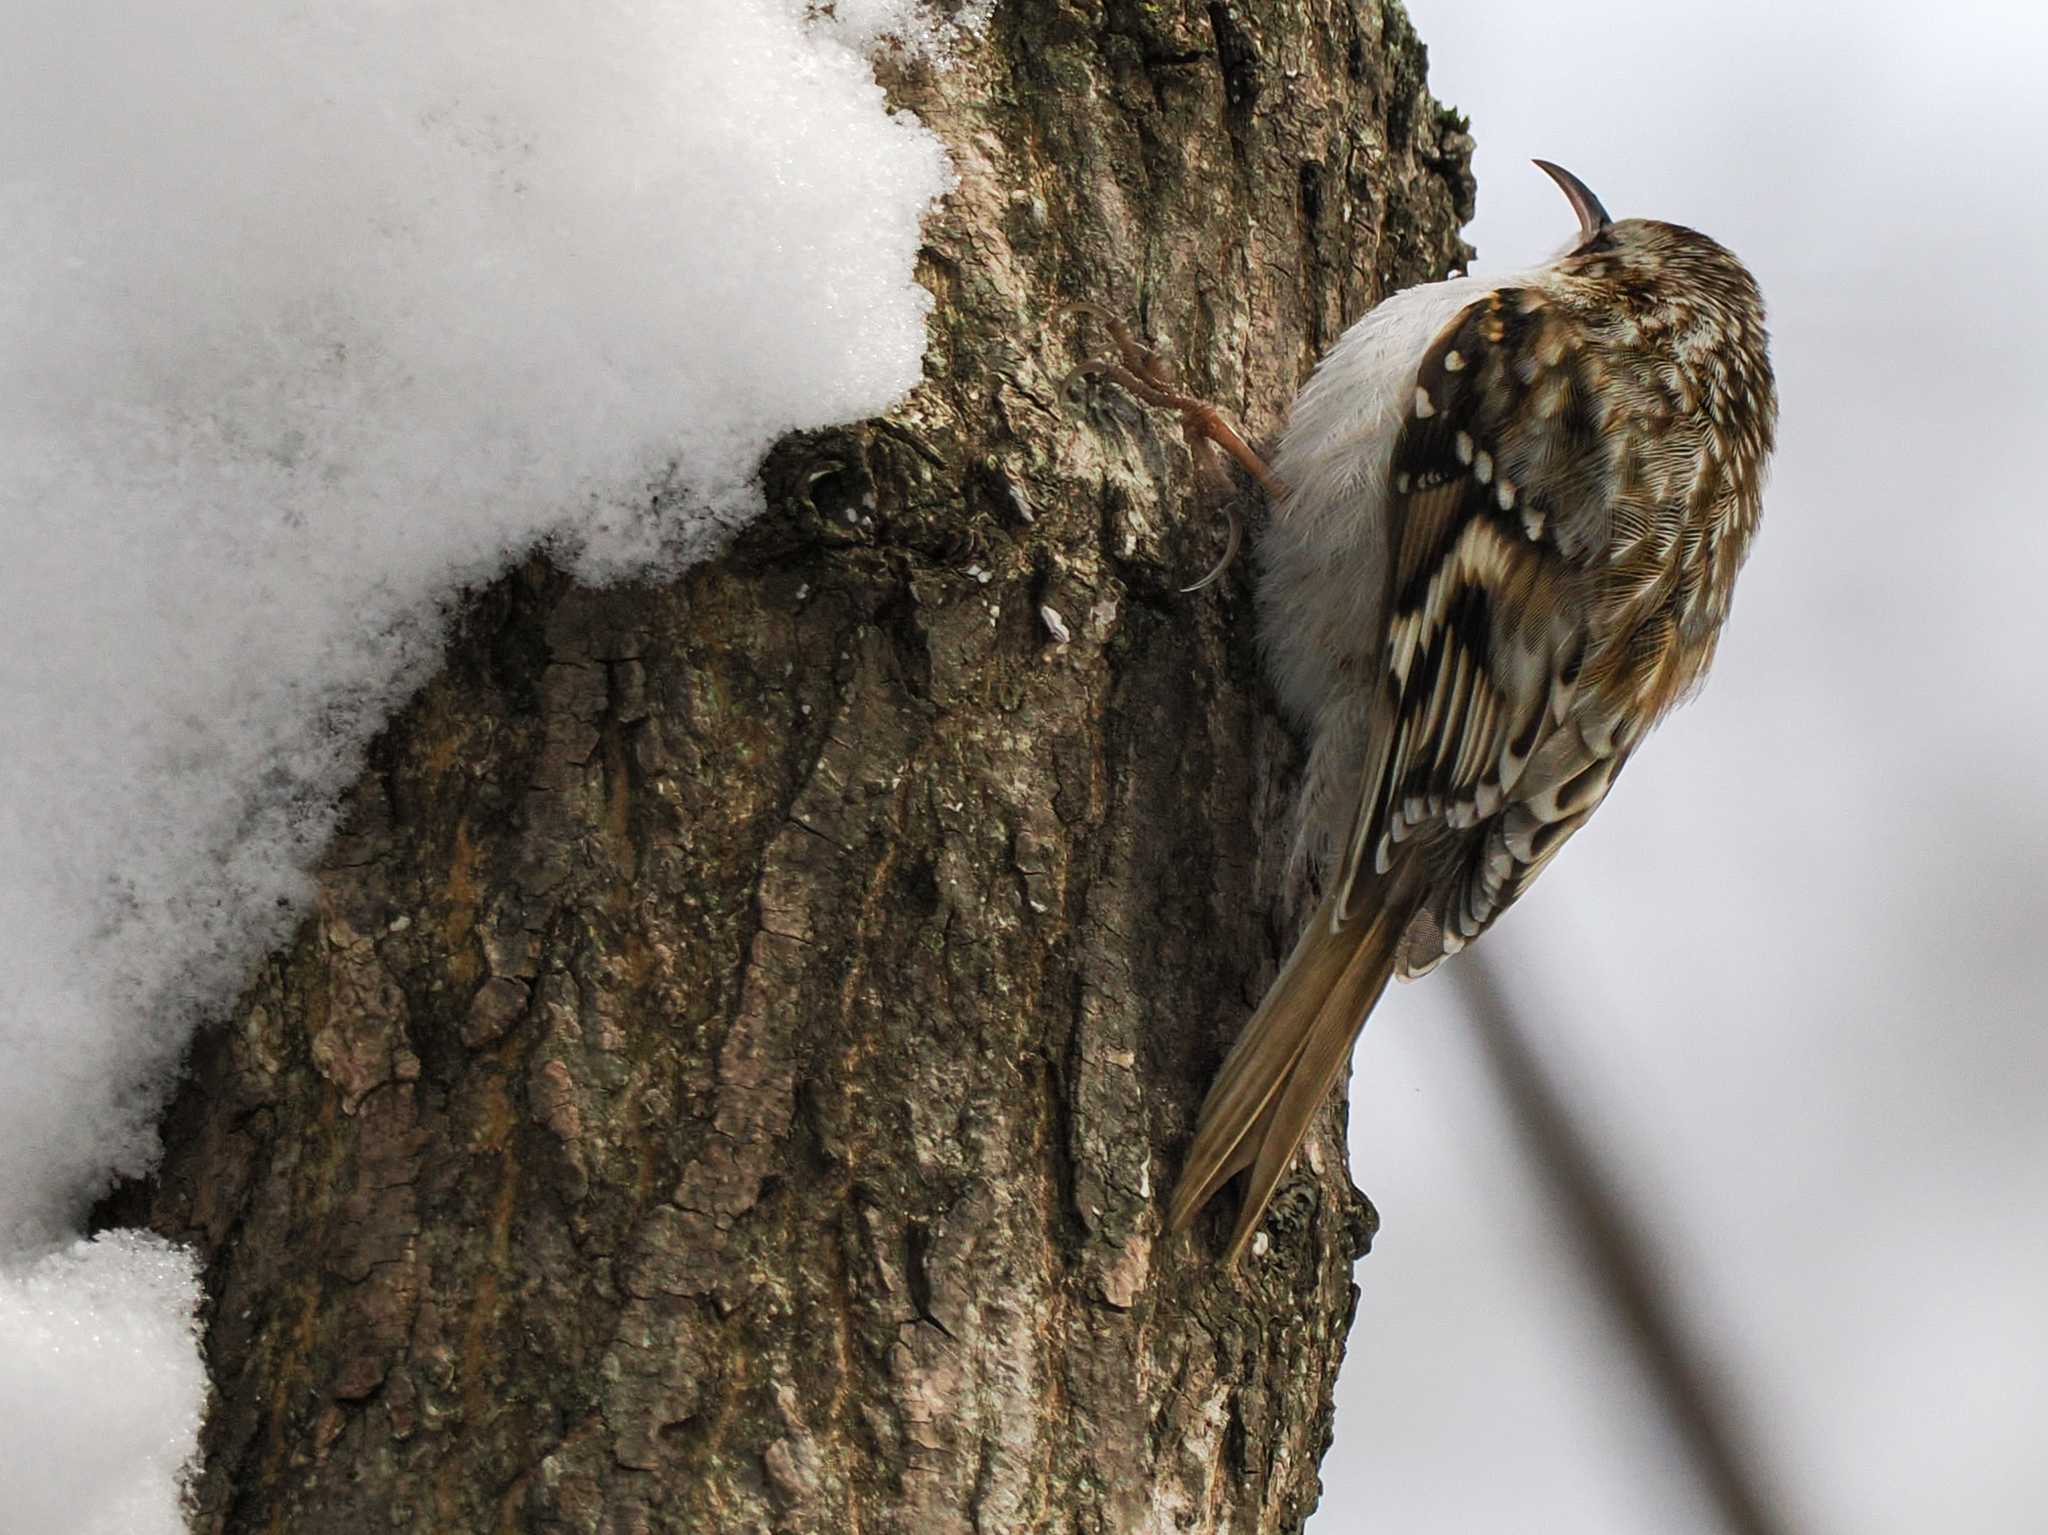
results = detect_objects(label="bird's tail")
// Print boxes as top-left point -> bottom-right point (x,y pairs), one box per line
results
1168,888 -> 1405,1262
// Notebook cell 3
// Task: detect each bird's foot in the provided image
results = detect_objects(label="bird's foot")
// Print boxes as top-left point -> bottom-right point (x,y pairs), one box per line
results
1057,302 -> 1280,592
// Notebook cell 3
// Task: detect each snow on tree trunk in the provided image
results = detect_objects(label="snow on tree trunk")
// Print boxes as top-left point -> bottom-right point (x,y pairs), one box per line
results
107,4 -> 1473,1528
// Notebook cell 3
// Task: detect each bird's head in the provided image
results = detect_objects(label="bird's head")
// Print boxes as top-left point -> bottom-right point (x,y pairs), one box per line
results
1534,160 -> 1767,334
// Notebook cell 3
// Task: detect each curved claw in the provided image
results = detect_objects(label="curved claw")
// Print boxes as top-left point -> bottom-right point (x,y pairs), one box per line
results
1180,498 -> 1244,593
1054,297 -> 1278,595
1059,356 -> 1116,402
1060,355 -> 1193,418
1054,299 -> 1121,330
1055,301 -> 1179,395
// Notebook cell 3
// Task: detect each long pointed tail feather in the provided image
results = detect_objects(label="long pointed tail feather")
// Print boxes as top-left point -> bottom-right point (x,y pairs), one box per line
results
1169,889 -> 1406,1261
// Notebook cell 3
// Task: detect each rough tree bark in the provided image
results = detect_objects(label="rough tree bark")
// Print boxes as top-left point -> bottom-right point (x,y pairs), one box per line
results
107,3 -> 1473,1530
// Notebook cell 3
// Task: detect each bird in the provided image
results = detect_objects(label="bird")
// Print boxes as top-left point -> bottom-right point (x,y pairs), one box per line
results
1062,162 -> 1778,1262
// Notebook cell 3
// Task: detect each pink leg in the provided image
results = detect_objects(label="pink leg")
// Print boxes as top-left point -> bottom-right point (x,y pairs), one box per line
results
1058,304 -> 1283,591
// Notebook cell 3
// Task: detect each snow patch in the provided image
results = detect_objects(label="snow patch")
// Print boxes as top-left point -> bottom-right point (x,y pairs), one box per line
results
0,1235 -> 204,1535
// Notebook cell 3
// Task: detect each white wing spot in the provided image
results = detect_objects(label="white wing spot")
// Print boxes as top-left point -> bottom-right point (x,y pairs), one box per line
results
1413,386 -> 1436,418
1455,431 -> 1474,465
1444,349 -> 1466,372
1394,471 -> 1412,493
1521,505 -> 1546,540
1496,477 -> 1516,511
1474,450 -> 1493,484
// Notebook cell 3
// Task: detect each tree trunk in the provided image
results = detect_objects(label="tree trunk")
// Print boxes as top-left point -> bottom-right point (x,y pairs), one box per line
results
108,4 -> 1472,1529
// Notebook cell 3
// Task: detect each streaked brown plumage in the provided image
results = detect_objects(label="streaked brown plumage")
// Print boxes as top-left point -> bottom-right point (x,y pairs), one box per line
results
1070,164 -> 1778,1261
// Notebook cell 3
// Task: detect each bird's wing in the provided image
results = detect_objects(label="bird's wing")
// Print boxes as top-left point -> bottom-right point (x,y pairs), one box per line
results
1172,287 -> 1636,1255
1333,287 -> 1623,971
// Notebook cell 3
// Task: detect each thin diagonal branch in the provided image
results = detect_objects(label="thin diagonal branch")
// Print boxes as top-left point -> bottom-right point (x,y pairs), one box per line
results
1448,952 -> 1802,1535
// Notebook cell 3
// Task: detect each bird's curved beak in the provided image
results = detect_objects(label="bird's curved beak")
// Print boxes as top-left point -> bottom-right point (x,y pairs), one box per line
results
1532,160 -> 1611,242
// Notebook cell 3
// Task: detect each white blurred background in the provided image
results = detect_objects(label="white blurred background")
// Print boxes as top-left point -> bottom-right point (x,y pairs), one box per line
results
1322,3 -> 2048,1531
